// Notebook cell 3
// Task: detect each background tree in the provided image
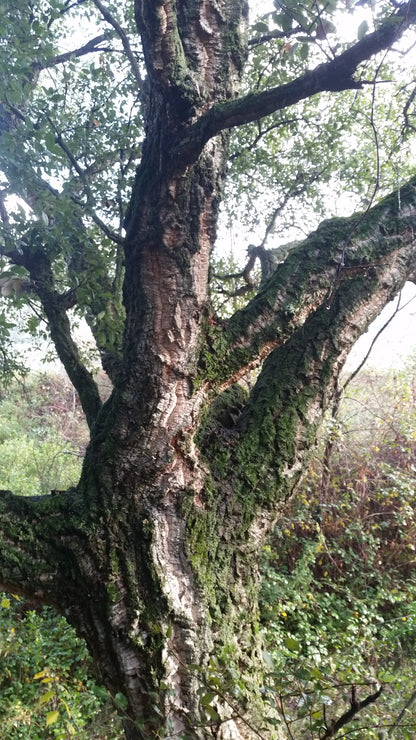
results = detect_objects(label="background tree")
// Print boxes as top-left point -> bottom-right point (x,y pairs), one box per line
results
1,1 -> 416,738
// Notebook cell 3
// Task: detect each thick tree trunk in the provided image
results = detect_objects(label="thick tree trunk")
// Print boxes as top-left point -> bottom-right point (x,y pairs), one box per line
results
3,179 -> 416,740
2,3 -> 416,740
1,189 -> 416,740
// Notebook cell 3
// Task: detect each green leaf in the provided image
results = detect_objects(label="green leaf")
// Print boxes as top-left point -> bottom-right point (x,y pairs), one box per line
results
38,690 -> 55,707
34,669 -> 47,680
312,709 -> 323,719
262,650 -> 275,670
188,663 -> 204,672
44,131 -> 57,152
279,13 -> 294,33
46,710 -> 60,726
311,667 -> 323,680
252,21 -> 269,33
204,704 -> 221,722
200,691 -> 218,706
114,692 -> 128,710
285,636 -> 300,652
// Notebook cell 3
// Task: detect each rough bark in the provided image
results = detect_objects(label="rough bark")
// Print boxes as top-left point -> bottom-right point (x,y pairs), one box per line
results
2,184 -> 416,738
1,2 -> 416,740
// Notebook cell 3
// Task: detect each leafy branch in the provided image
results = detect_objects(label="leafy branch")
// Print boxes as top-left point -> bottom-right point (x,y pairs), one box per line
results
91,0 -> 145,92
41,33 -> 115,69
174,2 -> 416,164
52,127 -> 125,246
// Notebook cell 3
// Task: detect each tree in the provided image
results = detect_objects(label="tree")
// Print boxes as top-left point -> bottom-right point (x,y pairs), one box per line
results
1,1 -> 416,738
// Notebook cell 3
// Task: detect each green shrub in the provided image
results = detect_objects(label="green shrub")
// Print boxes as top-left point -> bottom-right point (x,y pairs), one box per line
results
0,374 -> 87,496
260,364 -> 416,738
0,597 -> 122,739
0,375 -> 122,738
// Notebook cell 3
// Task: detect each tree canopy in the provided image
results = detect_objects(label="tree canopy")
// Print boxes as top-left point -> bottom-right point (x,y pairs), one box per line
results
1,0 -> 416,373
1,1 -> 416,738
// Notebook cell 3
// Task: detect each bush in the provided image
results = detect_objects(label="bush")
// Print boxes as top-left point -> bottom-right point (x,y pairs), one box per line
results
0,597 -> 123,739
0,374 -> 87,496
0,375 -> 122,738
260,364 -> 416,738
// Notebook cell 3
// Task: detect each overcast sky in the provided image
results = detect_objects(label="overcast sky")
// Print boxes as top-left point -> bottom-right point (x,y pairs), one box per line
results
345,281 -> 416,370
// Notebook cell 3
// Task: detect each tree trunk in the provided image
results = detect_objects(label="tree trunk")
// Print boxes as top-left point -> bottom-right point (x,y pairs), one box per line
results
1,2 -> 416,739
2,178 -> 416,738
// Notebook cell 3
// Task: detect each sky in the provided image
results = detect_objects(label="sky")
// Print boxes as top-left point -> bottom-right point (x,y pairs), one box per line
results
345,281 -> 416,370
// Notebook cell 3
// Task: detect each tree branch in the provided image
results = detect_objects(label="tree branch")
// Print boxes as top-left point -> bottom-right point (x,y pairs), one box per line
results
387,688 -> 416,735
20,245 -> 102,429
0,489 -> 81,603
53,130 -> 125,245
321,684 -> 383,738
173,1 -> 416,165
198,181 -> 416,513
200,175 -> 416,390
0,486 -> 112,625
90,0 -> 144,91
0,112 -> 124,382
248,26 -> 303,47
41,33 -> 114,69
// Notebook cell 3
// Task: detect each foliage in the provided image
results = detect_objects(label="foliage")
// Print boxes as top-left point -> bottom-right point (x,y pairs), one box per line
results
0,597 -> 122,739
260,362 -> 416,739
0,0 -> 137,369
0,0 -> 415,356
0,374 -> 88,495
210,251 -> 259,317
223,2 -> 416,252
0,375 -> 120,738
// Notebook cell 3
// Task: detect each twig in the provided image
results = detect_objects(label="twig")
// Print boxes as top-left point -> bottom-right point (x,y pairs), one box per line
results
320,684 -> 383,738
387,688 -> 416,735
91,0 -> 144,91
248,26 -> 303,47
168,648 -> 268,740
53,128 -> 124,245
279,694 -> 296,740
342,288 -> 416,394
42,34 -> 113,68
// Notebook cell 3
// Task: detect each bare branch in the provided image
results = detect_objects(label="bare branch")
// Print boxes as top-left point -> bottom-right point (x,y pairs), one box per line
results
402,82 -> 416,134
41,33 -> 114,68
320,684 -> 383,738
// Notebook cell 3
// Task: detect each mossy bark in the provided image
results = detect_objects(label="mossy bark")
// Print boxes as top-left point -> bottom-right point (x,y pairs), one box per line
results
1,2 -> 416,740
2,183 -> 416,739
